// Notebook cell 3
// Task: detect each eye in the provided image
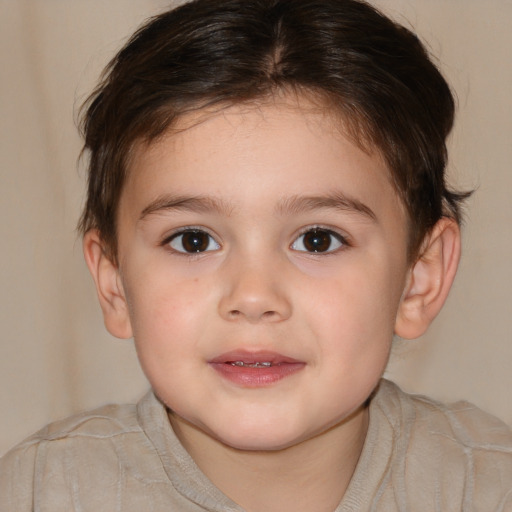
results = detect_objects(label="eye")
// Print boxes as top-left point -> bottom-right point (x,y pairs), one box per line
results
167,230 -> 220,253
291,228 -> 345,253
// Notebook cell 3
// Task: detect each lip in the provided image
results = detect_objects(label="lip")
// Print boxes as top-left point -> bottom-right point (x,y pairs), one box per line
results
209,350 -> 305,387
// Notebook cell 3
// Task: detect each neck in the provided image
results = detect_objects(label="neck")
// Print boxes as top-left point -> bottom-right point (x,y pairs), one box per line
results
170,406 -> 368,512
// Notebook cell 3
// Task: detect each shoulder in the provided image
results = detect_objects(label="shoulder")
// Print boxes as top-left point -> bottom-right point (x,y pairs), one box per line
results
0,393 -> 161,510
373,380 -> 512,508
377,378 -> 512,439
1,399 -> 143,459
377,379 -> 512,448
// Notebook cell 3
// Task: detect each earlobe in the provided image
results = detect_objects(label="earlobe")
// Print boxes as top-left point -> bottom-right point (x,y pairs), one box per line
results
395,217 -> 461,340
83,230 -> 133,339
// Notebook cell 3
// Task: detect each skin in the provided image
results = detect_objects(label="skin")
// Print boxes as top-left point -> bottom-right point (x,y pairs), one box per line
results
84,96 -> 461,511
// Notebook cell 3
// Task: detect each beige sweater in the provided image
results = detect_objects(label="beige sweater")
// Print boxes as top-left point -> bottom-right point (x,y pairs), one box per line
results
1,379 -> 511,511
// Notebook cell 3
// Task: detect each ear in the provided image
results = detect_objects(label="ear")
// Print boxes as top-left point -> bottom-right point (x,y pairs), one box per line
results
83,230 -> 133,339
395,217 -> 461,340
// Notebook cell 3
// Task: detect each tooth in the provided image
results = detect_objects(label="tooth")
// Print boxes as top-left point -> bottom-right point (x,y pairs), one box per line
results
229,361 -> 273,367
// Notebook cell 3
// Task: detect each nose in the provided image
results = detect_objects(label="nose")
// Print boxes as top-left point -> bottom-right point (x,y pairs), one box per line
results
218,256 -> 292,323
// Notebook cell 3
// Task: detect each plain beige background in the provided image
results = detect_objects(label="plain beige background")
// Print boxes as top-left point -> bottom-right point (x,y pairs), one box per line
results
0,0 -> 511,456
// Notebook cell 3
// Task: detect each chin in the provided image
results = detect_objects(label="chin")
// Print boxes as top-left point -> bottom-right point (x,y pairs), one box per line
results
208,420 -> 310,452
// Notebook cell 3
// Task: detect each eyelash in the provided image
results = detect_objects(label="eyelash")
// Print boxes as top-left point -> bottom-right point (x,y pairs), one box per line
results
291,226 -> 349,254
161,227 -> 220,255
161,226 -> 350,255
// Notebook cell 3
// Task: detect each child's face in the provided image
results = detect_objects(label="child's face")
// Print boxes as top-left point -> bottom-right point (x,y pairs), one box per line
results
115,97 -> 411,451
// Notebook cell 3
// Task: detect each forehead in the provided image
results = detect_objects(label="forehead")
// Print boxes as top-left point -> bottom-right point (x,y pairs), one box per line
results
128,93 -> 382,175
121,96 -> 406,228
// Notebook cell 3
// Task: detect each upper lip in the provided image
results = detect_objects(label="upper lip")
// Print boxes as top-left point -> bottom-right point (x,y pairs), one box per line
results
209,350 -> 303,365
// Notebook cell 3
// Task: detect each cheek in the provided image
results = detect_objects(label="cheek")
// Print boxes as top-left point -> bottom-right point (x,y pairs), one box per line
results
123,268 -> 212,356
304,257 -> 405,349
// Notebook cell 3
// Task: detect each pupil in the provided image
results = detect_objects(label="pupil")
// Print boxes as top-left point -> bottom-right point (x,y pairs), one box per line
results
303,230 -> 331,252
182,231 -> 208,252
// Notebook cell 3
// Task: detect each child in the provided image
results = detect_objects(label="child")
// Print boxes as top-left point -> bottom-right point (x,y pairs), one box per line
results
1,0 -> 511,510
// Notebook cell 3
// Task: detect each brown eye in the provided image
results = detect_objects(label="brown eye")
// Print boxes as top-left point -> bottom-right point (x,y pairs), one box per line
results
292,228 -> 344,253
169,230 -> 219,253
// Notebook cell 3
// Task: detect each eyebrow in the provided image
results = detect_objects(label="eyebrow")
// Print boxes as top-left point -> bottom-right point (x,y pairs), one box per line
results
139,195 -> 234,220
139,191 -> 377,222
276,193 -> 377,222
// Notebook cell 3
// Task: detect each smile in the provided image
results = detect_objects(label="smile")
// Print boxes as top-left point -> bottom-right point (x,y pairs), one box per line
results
209,351 -> 305,387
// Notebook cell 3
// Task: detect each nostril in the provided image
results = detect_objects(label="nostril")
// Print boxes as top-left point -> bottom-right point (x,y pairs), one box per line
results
226,309 -> 278,321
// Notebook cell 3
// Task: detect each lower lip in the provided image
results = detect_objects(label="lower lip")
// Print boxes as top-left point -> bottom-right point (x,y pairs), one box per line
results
209,362 -> 305,387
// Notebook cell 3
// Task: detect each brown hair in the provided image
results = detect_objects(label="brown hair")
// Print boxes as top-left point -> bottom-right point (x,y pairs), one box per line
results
78,0 -> 469,262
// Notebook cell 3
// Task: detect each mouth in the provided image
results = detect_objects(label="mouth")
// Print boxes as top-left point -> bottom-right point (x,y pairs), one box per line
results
209,351 -> 305,387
